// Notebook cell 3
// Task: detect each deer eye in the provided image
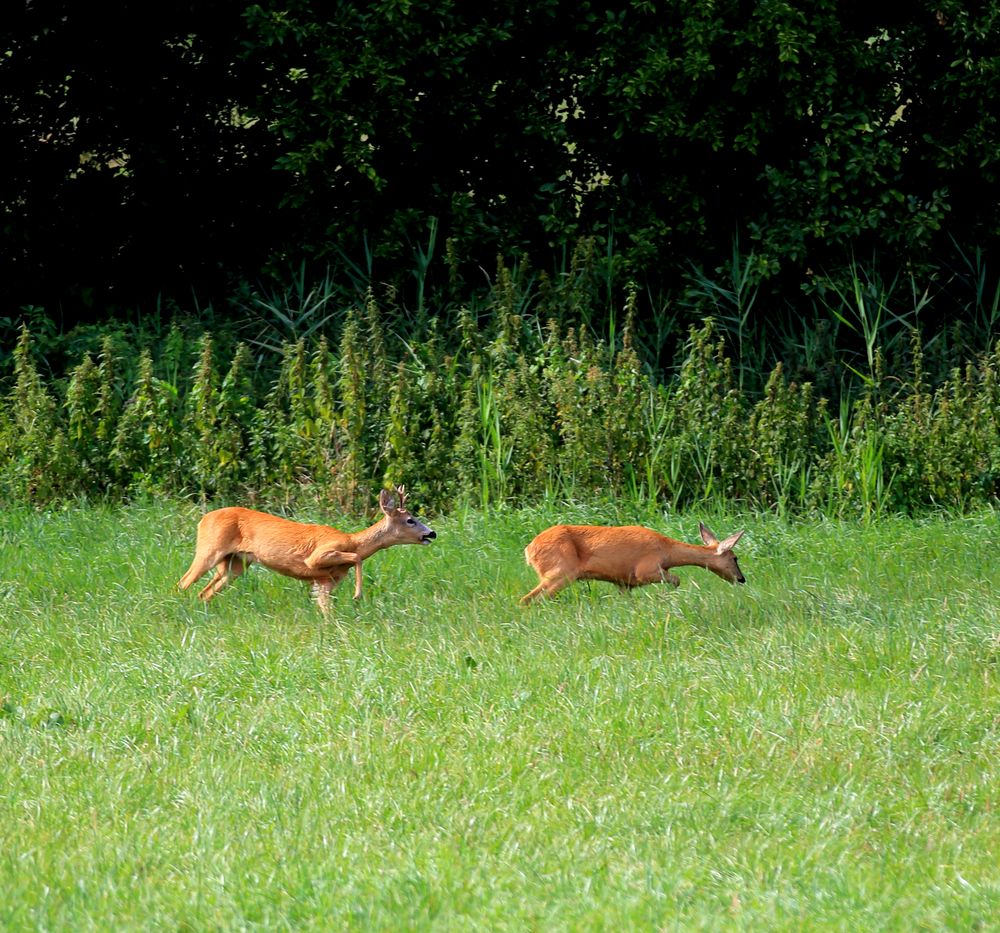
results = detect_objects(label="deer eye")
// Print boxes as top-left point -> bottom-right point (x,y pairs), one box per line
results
406,518 -> 416,525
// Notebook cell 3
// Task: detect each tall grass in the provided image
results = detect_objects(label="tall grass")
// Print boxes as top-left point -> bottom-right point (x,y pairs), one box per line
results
1,502 -> 999,929
2,247 -> 1000,516
1,317 -> 995,519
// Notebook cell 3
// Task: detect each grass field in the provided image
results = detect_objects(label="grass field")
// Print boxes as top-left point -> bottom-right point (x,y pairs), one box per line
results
2,501 -> 999,930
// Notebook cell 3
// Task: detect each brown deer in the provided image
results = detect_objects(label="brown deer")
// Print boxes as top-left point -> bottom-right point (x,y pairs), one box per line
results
519,521 -> 745,605
178,486 -> 436,615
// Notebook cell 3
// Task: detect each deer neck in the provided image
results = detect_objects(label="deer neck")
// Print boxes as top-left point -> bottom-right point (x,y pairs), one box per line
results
342,518 -> 395,560
665,540 -> 718,569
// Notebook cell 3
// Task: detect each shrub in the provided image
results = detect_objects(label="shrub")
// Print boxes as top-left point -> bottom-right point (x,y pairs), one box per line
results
2,281 -> 1000,517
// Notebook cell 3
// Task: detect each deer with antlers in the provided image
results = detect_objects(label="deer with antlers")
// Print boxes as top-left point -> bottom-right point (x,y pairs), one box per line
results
519,521 -> 745,605
178,486 -> 435,615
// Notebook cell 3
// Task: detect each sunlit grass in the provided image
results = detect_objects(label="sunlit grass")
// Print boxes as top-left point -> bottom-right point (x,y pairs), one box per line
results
2,502 -> 999,929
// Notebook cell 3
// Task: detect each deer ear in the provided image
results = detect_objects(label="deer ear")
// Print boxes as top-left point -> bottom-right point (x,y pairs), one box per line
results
699,522 -> 719,547
379,488 -> 397,513
717,530 -> 745,553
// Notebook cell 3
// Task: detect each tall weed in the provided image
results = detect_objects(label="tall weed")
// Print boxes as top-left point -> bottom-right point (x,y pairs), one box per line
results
2,252 -> 1000,515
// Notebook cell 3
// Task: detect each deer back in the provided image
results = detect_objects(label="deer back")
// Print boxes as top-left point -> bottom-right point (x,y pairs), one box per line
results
200,507 -> 351,576
525,524 -> 676,584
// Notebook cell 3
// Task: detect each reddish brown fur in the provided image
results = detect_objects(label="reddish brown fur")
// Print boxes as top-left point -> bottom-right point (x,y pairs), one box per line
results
519,522 -> 745,605
177,486 -> 435,615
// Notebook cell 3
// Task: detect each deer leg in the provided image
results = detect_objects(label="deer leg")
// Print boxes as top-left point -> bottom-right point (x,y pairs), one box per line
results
305,548 -> 364,599
197,573 -> 222,600
198,555 -> 246,601
305,547 -> 361,569
310,567 -> 351,616
311,578 -> 333,617
519,575 -> 573,606
178,546 -> 227,591
632,557 -> 681,588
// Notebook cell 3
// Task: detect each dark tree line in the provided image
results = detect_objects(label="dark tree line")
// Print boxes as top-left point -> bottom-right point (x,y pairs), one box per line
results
3,1 -> 1000,322
2,1 -> 284,316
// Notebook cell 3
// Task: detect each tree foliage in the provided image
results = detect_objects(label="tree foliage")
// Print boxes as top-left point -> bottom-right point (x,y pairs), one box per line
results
2,1 -> 1000,318
0,1 -> 283,313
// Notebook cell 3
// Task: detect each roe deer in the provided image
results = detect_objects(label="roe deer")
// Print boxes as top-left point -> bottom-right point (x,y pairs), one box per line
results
177,486 -> 435,615
519,522 -> 745,605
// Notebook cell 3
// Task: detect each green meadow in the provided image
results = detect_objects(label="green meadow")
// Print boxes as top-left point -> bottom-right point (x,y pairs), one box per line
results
2,502 -> 999,930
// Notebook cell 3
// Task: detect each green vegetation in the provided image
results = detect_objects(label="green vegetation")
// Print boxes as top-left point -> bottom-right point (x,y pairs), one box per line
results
3,256 -> 1000,517
2,502 -> 998,929
6,3 -> 1000,332
6,6 -> 998,923
5,7 -> 999,925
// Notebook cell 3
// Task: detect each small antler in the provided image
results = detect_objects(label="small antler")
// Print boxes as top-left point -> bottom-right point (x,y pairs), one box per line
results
395,484 -> 408,508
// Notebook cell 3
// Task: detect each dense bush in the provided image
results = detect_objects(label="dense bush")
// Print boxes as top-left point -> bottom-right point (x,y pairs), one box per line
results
3,269 -> 1000,517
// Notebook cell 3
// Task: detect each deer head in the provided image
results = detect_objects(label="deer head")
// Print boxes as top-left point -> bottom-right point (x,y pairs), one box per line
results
699,522 -> 746,584
379,485 -> 437,545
